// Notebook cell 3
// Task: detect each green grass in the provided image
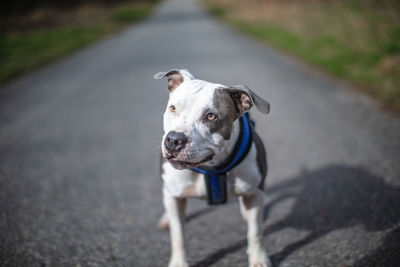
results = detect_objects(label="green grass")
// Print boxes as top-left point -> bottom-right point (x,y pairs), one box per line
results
0,28 -> 102,81
205,0 -> 400,112
227,20 -> 373,80
112,4 -> 153,23
0,2 -> 157,83
208,6 -> 226,17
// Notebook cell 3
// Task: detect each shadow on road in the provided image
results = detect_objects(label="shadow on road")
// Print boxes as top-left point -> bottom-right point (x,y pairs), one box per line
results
193,165 -> 400,267
352,226 -> 400,267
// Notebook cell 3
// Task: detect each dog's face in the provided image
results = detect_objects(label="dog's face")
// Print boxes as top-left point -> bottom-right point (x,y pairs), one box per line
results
155,69 -> 270,170
161,77 -> 236,170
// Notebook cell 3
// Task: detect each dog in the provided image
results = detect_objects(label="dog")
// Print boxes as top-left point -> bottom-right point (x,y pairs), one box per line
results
154,69 -> 271,267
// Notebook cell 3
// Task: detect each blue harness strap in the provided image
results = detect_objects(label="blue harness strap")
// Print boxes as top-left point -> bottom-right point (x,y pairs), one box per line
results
192,113 -> 253,205
205,174 -> 227,204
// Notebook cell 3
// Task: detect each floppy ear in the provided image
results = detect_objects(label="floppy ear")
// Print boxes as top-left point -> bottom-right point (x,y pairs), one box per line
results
222,84 -> 270,115
154,69 -> 183,92
154,69 -> 194,92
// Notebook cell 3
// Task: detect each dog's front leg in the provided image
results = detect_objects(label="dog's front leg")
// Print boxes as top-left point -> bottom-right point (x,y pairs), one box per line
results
163,187 -> 188,267
239,190 -> 272,267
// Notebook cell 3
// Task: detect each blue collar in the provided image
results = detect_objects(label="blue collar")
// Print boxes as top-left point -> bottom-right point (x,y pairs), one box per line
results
192,113 -> 253,205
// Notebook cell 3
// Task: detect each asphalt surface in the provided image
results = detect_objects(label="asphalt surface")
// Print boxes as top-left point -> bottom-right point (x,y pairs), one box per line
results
1,0 -> 400,266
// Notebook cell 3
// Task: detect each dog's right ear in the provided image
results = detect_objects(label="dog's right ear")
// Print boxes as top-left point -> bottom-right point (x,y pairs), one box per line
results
154,69 -> 194,92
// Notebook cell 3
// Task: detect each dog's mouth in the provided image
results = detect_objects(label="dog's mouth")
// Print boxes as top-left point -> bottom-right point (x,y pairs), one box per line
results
166,154 -> 214,169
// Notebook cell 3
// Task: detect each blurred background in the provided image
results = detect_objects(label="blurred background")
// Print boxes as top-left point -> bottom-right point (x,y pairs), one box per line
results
0,0 -> 399,266
1,0 -> 159,83
205,0 -> 400,112
1,0 -> 399,110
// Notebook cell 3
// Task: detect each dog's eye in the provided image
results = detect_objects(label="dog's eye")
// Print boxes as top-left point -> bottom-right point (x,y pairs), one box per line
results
169,105 -> 176,112
206,113 -> 217,121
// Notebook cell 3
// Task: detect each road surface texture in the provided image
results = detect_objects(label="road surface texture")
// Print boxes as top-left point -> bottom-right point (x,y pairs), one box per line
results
1,0 -> 399,266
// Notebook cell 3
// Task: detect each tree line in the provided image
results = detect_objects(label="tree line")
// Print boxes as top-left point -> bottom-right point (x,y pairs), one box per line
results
1,0 -> 153,16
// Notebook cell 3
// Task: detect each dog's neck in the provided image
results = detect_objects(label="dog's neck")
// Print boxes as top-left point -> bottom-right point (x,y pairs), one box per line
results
209,119 -> 241,167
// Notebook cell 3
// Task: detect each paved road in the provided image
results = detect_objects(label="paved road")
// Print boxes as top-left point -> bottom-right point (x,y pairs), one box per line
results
1,0 -> 400,266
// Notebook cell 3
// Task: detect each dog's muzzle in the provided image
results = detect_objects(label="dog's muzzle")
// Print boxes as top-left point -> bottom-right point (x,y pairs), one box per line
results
164,131 -> 188,154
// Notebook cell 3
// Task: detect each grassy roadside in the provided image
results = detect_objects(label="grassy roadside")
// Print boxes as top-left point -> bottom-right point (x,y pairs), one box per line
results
204,0 -> 400,112
0,1 -> 159,83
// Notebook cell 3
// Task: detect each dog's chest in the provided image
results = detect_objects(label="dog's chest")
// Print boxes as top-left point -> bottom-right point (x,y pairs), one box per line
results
161,145 -> 262,198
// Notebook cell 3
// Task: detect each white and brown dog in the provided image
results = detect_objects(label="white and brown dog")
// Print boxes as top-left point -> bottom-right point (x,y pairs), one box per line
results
155,69 -> 271,267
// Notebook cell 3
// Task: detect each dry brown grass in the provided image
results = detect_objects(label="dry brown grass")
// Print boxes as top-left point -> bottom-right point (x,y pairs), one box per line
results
211,0 -> 398,52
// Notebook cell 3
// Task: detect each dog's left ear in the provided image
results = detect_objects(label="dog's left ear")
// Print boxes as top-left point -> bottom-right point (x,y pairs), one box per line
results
222,84 -> 270,115
154,69 -> 194,92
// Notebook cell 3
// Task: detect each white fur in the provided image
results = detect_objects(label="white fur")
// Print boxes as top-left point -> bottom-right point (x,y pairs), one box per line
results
159,70 -> 271,267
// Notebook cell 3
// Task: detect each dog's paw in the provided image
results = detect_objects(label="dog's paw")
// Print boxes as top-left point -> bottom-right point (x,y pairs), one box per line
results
168,258 -> 189,267
248,249 -> 272,267
158,212 -> 169,230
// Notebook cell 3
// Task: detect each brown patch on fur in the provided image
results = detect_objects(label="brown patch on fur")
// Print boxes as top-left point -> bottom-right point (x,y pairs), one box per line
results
229,91 -> 253,114
154,70 -> 184,92
222,85 -> 270,115
158,213 -> 169,230
167,73 -> 184,91
181,185 -> 197,197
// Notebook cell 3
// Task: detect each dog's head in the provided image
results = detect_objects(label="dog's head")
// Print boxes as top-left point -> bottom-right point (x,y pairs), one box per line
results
155,69 -> 270,170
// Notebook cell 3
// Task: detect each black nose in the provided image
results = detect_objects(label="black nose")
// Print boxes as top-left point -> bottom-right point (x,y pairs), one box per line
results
164,131 -> 188,153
